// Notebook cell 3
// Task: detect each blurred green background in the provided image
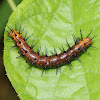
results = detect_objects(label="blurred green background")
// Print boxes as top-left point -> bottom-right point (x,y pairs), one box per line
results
0,0 -> 22,100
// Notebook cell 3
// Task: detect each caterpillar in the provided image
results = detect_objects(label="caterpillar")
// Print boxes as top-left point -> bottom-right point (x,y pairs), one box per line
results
6,25 -> 96,75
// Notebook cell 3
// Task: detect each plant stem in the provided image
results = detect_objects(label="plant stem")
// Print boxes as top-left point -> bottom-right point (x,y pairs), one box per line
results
7,0 -> 16,11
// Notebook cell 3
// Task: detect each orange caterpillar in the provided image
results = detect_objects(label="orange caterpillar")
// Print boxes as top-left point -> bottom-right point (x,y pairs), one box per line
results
7,25 -> 96,75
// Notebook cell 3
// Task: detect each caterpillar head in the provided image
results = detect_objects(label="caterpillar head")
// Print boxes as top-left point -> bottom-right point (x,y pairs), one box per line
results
8,29 -> 20,39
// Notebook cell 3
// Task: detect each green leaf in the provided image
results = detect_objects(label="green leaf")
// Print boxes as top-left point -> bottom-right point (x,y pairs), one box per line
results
4,0 -> 100,100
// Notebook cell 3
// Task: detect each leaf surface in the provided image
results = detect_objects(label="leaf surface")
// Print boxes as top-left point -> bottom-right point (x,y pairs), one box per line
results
4,0 -> 100,100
